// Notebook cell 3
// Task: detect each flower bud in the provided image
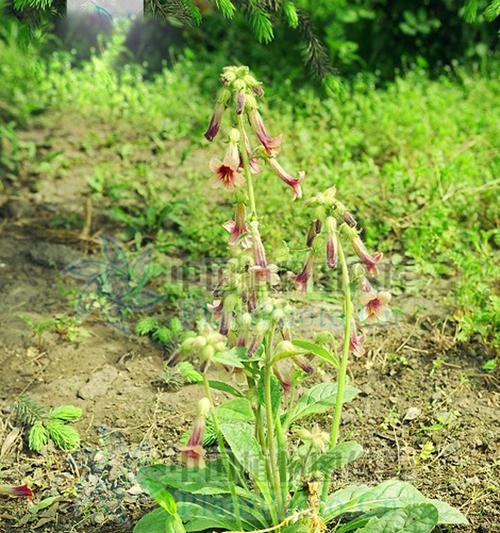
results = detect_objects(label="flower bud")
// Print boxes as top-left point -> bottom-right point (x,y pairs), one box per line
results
233,79 -> 246,92
192,336 -> 207,349
241,312 -> 252,327
229,128 -> 240,143
325,216 -> 338,269
197,397 -> 211,417
236,91 -> 246,115
0,484 -> 33,499
275,340 -> 296,353
201,344 -> 215,361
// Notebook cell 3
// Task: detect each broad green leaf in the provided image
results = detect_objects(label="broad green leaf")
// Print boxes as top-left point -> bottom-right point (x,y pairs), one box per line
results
177,501 -> 242,532
134,508 -> 169,533
357,503 -> 438,533
138,463 -> 238,496
212,348 -> 244,368
219,422 -> 271,501
292,339 -> 339,368
217,398 -> 255,423
283,382 -> 360,428
323,480 -> 466,525
324,480 -> 426,520
257,373 -> 282,418
207,379 -> 243,397
139,475 -> 177,514
172,491 -> 266,530
427,499 -> 468,525
309,442 -> 363,475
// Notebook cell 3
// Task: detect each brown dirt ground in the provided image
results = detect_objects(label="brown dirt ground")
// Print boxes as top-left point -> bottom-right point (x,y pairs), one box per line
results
0,114 -> 498,532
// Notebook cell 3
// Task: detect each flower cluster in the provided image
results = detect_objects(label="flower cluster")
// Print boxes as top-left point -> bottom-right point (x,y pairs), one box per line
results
205,65 -> 304,200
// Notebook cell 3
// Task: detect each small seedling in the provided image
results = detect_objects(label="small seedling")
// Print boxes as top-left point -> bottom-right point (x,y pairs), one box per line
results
135,316 -> 184,355
14,396 -> 82,453
19,314 -> 88,345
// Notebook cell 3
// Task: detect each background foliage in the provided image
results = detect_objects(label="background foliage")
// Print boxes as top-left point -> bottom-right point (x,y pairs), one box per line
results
0,1 -> 498,349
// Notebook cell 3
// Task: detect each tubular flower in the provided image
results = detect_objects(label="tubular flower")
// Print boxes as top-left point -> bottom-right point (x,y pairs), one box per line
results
359,287 -> 392,323
293,252 -> 315,292
247,109 -> 282,156
219,295 -> 237,336
249,263 -> 280,286
326,217 -> 338,269
349,233 -> 382,275
273,360 -> 293,393
349,321 -> 365,357
209,130 -> 244,190
236,91 -> 246,115
204,88 -> 231,141
0,484 -> 33,499
268,158 -> 303,200
223,203 -> 248,246
179,398 -> 210,468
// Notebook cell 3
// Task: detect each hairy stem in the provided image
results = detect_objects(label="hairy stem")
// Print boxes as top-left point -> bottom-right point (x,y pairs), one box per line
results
237,113 -> 257,220
203,373 -> 242,529
321,238 -> 352,502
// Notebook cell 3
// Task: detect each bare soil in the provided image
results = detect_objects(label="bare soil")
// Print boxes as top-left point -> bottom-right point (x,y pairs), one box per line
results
0,114 -> 498,532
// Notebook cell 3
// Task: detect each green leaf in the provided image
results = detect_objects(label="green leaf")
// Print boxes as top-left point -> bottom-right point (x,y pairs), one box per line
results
134,508 -> 169,533
291,339 -> 339,368
177,501 -> 241,532
323,480 -> 467,525
172,491 -> 265,530
309,442 -> 363,475
28,422 -> 48,452
217,398 -> 255,424
283,1 -> 299,28
250,7 -> 274,44
45,420 -> 80,450
219,422 -> 270,500
427,499 -> 468,525
257,373 -> 282,418
134,507 -> 186,533
357,503 -> 438,533
135,317 -> 159,336
176,361 -> 203,384
48,405 -> 82,422
214,0 -> 236,19
29,495 -> 60,514
211,348 -> 244,368
207,379 -> 243,397
283,382 -> 360,428
137,462 -> 243,497
140,476 -> 177,514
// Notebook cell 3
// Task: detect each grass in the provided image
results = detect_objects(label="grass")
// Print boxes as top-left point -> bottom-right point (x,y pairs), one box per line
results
1,27 -> 498,349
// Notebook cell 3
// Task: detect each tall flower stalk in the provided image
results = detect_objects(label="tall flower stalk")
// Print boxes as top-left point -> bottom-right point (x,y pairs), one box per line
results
135,67 -> 468,533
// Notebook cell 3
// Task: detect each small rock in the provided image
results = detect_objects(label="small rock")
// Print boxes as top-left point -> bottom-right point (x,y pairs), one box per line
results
403,407 -> 421,422
127,484 -> 143,495
114,418 -> 127,428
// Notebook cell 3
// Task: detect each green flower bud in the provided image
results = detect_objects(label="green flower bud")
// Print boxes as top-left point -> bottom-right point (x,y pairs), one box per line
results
197,398 -> 211,417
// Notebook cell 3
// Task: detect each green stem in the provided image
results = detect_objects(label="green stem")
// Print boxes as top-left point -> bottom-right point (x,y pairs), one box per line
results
264,331 -> 283,518
203,373 -> 242,529
321,239 -> 352,503
237,114 -> 257,220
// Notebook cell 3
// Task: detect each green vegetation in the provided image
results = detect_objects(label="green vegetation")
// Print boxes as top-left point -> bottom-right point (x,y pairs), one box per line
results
2,21 -> 496,345
14,396 -> 83,453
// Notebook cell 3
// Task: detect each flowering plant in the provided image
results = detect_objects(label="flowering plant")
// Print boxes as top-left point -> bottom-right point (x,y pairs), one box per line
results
135,67 -> 466,533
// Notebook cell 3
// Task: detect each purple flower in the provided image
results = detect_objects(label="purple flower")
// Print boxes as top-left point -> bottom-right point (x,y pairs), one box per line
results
268,158 -> 303,200
293,252 -> 315,292
350,235 -> 382,275
179,399 -> 210,468
349,322 -> 365,357
247,109 -> 282,156
204,102 -> 225,141
236,91 -> 246,115
223,203 -> 248,246
307,219 -> 322,248
209,139 -> 244,191
360,288 -> 392,323
0,484 -> 33,499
